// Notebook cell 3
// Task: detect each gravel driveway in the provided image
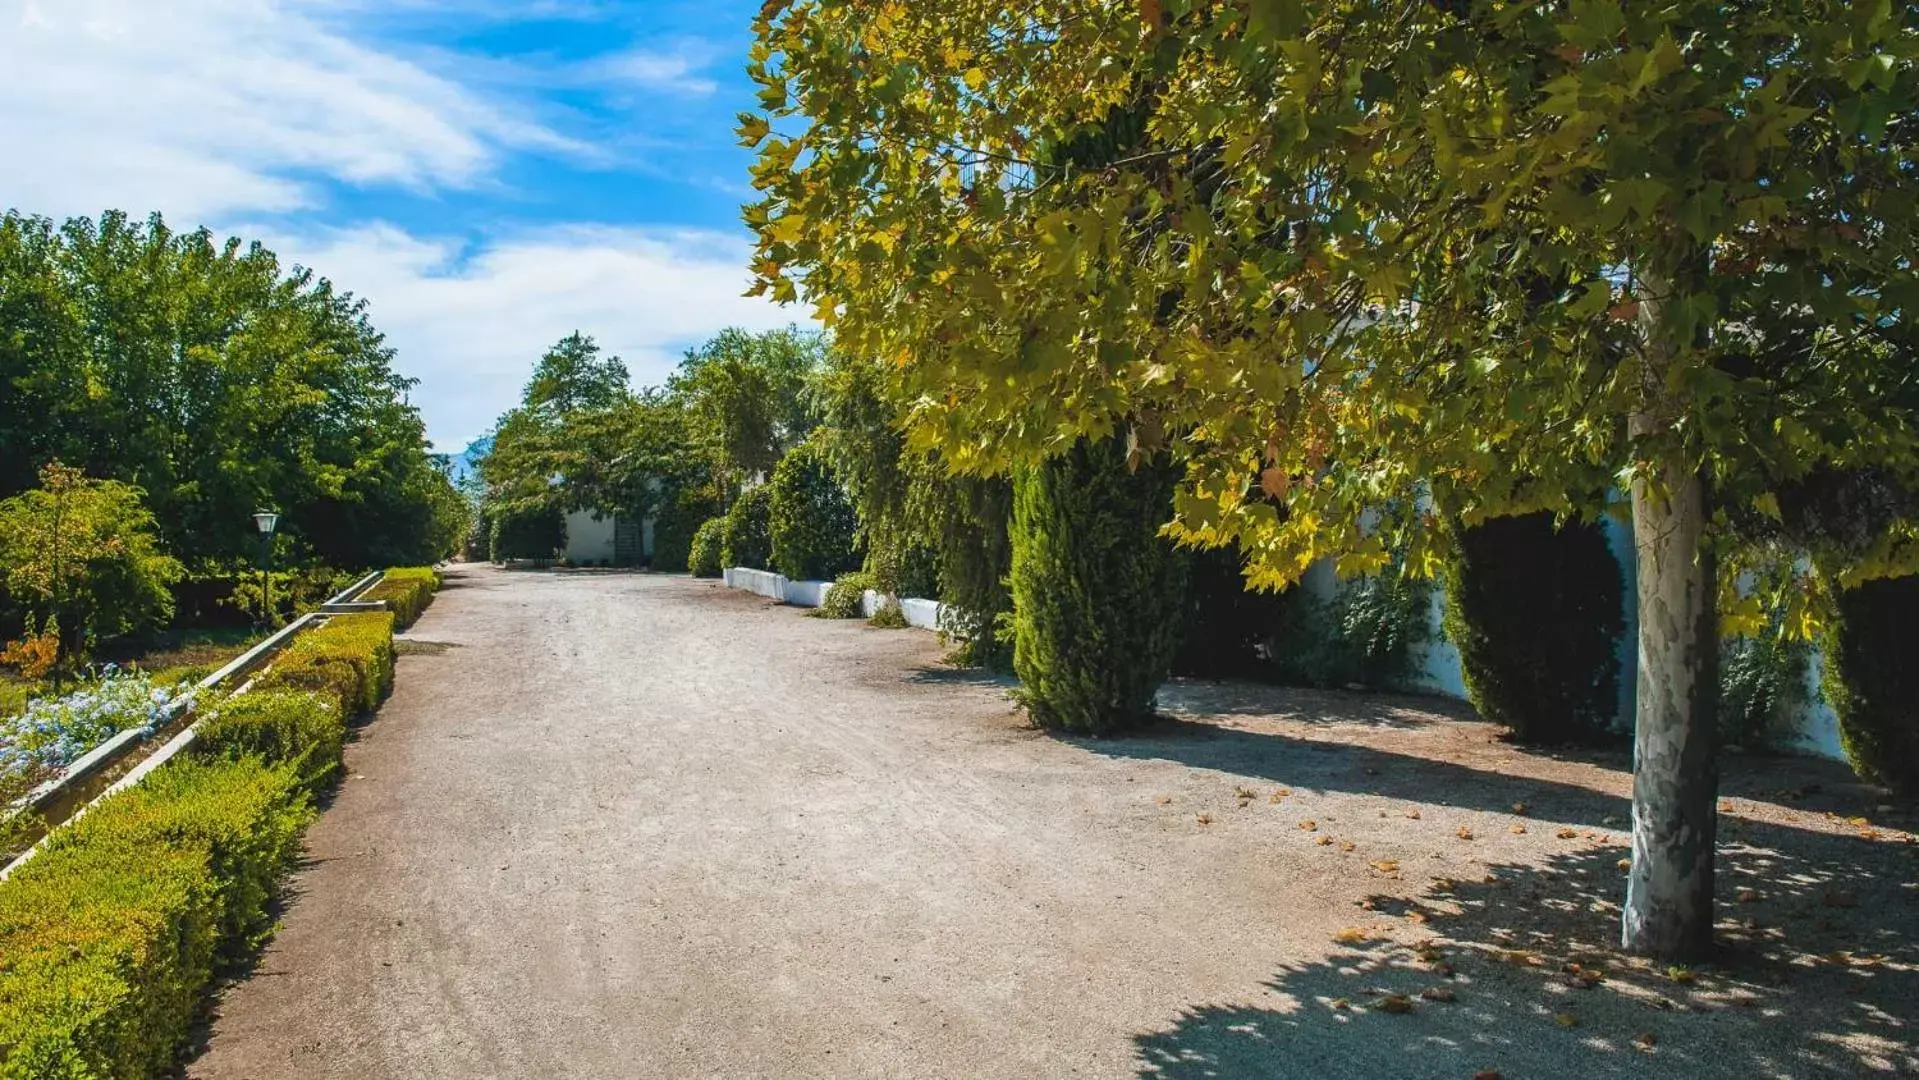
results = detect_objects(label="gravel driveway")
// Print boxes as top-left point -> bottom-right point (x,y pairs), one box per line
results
191,565 -> 1917,1080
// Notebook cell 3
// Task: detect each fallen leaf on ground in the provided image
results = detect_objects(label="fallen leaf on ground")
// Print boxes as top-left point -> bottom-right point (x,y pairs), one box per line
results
1512,802 -> 1529,815
1511,824 -> 1527,834
1554,1012 -> 1580,1029
1339,840 -> 1356,852
1617,858 -> 1632,870
1330,997 -> 1350,1010
1375,994 -> 1414,1014
1235,786 -> 1257,800
1333,927 -> 1371,944
1420,986 -> 1456,1002
1154,796 -> 1172,805
1371,860 -> 1401,873
1316,836 -> 1334,846
1300,820 -> 1318,831
1666,966 -> 1696,984
1457,827 -> 1475,840
1556,828 -> 1580,839
1405,808 -> 1421,819
1195,814 -> 1213,826
1274,787 -> 1292,797
1633,1032 -> 1657,1052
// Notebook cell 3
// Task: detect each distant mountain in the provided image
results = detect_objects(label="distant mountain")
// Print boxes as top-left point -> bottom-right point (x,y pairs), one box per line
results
445,434 -> 492,485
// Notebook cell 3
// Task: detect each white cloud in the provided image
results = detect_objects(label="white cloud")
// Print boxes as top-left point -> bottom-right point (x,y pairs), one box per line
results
270,223 -> 799,451
0,0 -> 577,222
0,0 -> 795,454
591,46 -> 720,96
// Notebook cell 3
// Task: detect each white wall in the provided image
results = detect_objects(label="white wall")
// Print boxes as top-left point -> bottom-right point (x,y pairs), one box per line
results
564,509 -> 618,565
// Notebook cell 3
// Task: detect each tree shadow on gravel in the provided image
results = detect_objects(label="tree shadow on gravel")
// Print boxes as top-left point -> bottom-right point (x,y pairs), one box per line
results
1134,836 -> 1918,1078
1159,679 -> 1480,729
1089,690 -> 1919,1077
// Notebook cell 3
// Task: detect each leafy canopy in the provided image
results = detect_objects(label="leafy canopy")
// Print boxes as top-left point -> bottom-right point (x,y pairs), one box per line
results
745,0 -> 1919,604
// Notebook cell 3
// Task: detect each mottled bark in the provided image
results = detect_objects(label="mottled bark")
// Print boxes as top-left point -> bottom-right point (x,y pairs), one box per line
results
1621,271 -> 1720,960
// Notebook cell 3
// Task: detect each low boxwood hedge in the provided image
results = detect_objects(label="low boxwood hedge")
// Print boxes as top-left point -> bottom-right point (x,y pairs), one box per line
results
0,757 -> 312,1078
256,611 -> 397,717
362,567 -> 440,630
195,690 -> 345,795
0,596 -> 405,1077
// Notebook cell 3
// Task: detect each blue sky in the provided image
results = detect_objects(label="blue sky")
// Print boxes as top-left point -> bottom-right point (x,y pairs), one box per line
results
0,0 -> 797,453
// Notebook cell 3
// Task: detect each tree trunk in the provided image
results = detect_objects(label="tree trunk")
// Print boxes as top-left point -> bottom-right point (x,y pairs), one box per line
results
1621,272 -> 1720,960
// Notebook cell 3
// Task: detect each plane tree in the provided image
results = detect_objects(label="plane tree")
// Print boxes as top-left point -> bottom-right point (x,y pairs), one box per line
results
744,0 -> 1919,957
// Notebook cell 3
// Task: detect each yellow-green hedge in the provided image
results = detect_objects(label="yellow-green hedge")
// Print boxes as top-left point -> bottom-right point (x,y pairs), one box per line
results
0,758 -> 312,1078
256,611 -> 396,717
0,606 -> 402,1077
362,566 -> 440,630
195,690 -> 345,795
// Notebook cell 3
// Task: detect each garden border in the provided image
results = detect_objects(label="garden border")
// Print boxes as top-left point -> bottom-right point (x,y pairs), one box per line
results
720,566 -> 945,631
0,569 -> 392,880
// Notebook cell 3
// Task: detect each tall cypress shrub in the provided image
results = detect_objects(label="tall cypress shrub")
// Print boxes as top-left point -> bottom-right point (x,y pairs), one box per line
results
1442,512 -> 1625,744
1010,437 -> 1187,734
1822,575 -> 1919,794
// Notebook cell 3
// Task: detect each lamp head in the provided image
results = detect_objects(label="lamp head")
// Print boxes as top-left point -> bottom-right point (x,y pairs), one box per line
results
252,509 -> 280,535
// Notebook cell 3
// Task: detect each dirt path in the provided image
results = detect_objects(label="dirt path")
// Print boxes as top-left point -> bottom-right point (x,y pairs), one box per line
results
192,565 -> 1917,1079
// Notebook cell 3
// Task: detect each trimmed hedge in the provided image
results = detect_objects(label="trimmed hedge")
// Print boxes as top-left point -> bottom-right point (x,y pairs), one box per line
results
195,690 -> 346,794
1010,436 -> 1187,734
363,566 -> 440,630
0,757 -> 312,1078
1822,574 -> 1919,794
720,486 -> 773,571
0,589 -> 406,1076
256,611 -> 397,718
1441,513 -> 1625,744
768,437 -> 861,581
689,518 -> 726,578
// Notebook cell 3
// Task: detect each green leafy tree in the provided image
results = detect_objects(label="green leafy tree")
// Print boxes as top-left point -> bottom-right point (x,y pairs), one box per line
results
747,0 -> 1919,957
670,327 -> 822,489
768,436 -> 861,580
721,486 -> 774,571
0,210 -> 457,571
0,462 -> 183,674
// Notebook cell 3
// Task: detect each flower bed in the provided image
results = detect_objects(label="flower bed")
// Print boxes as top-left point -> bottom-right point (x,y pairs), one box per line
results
0,668 -> 188,808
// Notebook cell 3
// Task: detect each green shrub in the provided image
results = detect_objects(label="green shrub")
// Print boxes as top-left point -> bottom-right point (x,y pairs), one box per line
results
814,571 -> 875,619
721,486 -> 773,571
652,487 -> 720,573
1440,512 -> 1624,743
0,756 -> 311,1079
689,517 -> 726,578
1009,437 -> 1187,734
195,689 -> 345,793
768,437 -> 861,581
1822,574 -> 1919,793
936,476 -> 1015,669
1175,545 -> 1292,679
1267,573 -> 1433,690
489,505 -> 565,562
1718,630 -> 1810,750
363,566 -> 439,630
256,611 -> 396,718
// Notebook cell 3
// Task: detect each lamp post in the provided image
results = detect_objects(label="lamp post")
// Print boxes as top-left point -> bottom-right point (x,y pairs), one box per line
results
253,509 -> 280,628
